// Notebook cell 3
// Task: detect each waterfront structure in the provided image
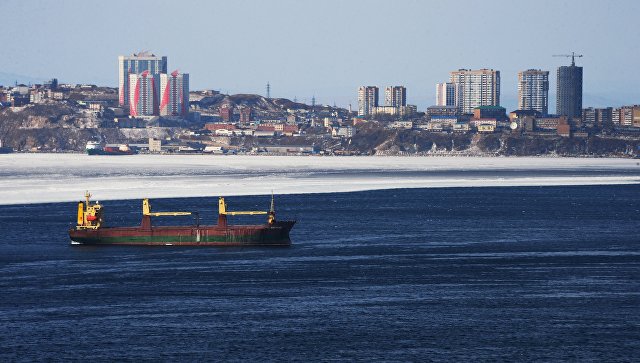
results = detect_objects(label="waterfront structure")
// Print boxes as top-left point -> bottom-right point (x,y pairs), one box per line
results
358,86 -> 379,116
159,71 -> 189,117
449,69 -> 500,114
556,59 -> 583,119
118,52 -> 167,107
128,71 -> 157,117
435,82 -> 455,106
384,86 -> 406,107
518,69 -> 549,115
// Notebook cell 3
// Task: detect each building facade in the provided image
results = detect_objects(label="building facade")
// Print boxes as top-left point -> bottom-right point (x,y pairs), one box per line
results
450,69 -> 500,114
128,71 -> 157,117
436,82 -> 455,106
118,52 -> 167,106
384,86 -> 406,107
518,69 -> 549,115
219,104 -> 232,122
556,61 -> 583,119
239,107 -> 252,123
613,106 -> 635,127
583,107 -> 613,129
427,105 -> 460,118
358,86 -> 379,116
159,71 -> 189,117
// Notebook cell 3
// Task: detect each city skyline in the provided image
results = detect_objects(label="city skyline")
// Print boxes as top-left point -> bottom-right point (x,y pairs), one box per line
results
1,0 -> 640,111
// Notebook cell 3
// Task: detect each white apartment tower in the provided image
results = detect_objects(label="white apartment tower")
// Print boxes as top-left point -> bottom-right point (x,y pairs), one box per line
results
118,51 -> 167,106
128,71 -> 156,117
159,71 -> 190,116
449,69 -> 500,114
436,82 -> 455,106
518,69 -> 549,115
358,86 -> 379,116
384,86 -> 406,107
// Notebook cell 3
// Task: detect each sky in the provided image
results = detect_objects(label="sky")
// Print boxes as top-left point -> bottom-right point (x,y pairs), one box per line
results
1,0 -> 639,112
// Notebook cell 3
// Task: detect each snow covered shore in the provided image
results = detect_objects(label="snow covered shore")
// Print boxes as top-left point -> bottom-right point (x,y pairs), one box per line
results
1,154 -> 639,205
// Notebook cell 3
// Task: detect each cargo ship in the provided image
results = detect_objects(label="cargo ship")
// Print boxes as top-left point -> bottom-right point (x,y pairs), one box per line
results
86,141 -> 137,155
69,192 -> 295,246
0,140 -> 12,154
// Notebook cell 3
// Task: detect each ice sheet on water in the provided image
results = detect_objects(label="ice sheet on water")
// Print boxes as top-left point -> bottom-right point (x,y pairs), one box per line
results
0,154 -> 639,205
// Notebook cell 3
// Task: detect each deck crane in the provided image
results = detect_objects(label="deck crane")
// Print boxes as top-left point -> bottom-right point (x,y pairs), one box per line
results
217,195 -> 276,227
553,52 -> 583,66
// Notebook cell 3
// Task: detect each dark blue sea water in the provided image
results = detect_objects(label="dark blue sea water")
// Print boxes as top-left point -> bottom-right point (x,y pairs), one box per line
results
1,186 -> 639,361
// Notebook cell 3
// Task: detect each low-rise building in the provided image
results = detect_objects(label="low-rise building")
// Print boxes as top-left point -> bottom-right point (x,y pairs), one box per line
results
48,90 -> 67,100
535,116 -> 564,130
335,126 -> 355,138
470,118 -> 497,128
204,123 -> 237,132
388,121 -> 413,129
372,105 -> 415,116
477,124 -> 496,133
509,109 -> 542,121
473,106 -> 507,121
427,105 -> 460,118
29,89 -> 47,104
148,138 -> 162,153
452,122 -> 470,133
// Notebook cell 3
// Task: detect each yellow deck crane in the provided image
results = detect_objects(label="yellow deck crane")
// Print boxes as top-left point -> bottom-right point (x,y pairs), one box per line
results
141,198 -> 196,228
217,194 -> 276,227
143,199 -> 192,217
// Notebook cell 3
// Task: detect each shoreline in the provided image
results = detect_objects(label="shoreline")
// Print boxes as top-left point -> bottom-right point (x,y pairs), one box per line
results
1,151 -> 639,159
1,153 -> 639,205
1,181 -> 639,207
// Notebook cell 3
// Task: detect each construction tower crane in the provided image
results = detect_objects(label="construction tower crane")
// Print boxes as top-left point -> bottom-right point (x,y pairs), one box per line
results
553,52 -> 583,66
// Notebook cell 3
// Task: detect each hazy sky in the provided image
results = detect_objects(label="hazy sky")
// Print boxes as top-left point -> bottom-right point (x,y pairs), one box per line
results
1,0 -> 639,111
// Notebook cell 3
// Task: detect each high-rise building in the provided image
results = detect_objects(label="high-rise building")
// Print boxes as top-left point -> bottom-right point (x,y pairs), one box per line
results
159,71 -> 189,117
556,59 -> 583,119
358,86 -> 379,116
518,69 -> 549,115
128,71 -> 157,117
449,69 -> 500,114
239,107 -> 252,123
583,107 -> 613,129
384,86 -> 406,107
118,51 -> 167,106
436,82 -> 455,106
613,106 -> 635,127
219,104 -> 232,122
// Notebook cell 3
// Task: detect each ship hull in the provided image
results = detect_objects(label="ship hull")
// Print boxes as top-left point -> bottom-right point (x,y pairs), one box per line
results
69,221 -> 295,246
86,148 -> 136,156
